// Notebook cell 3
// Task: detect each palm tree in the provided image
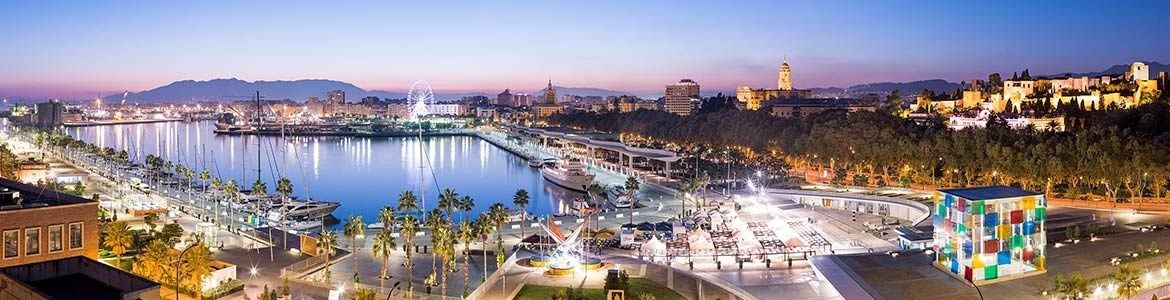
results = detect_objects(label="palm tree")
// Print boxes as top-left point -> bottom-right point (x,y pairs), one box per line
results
398,214 -> 420,297
474,213 -> 495,282
198,170 -> 211,218
586,182 -> 605,230
438,188 -> 459,222
224,179 -> 239,230
351,287 -> 376,300
1112,264 -> 1143,298
624,176 -> 640,225
431,220 -> 455,298
378,206 -> 396,230
1052,273 -> 1089,300
209,177 -> 222,223
371,230 -> 397,289
103,221 -> 133,269
459,195 -> 474,224
343,215 -> 365,282
512,189 -> 529,237
276,177 -> 293,249
424,209 -> 445,287
457,221 -> 475,298
184,243 -> 214,300
488,203 -> 508,272
318,230 -> 340,281
397,190 -> 419,214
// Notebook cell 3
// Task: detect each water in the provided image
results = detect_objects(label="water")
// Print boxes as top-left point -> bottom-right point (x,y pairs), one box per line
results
66,121 -> 587,226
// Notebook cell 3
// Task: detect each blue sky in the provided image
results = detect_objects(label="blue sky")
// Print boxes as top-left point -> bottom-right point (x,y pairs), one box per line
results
2,0 -> 1168,99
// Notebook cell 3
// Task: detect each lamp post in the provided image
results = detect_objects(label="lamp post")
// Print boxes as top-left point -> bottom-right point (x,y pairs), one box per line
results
172,242 -> 199,300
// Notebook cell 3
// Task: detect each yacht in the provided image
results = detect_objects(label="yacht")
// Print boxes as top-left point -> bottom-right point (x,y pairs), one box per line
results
214,112 -> 252,133
288,219 -> 324,231
540,158 -> 595,192
606,186 -> 634,208
528,159 -> 544,168
266,198 -> 341,221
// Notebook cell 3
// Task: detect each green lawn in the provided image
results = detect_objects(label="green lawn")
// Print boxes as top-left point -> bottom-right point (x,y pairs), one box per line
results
514,278 -> 684,300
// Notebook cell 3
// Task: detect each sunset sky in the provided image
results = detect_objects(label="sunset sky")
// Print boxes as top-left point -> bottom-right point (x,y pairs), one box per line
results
3,0 -> 1169,99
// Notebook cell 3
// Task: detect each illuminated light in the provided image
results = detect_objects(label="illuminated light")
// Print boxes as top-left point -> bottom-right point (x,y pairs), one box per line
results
250,267 -> 258,275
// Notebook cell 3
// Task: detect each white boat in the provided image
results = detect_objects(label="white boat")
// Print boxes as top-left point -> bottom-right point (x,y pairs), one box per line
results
528,159 -> 543,168
540,158 -> 595,192
266,199 -> 340,221
288,220 -> 323,231
606,186 -> 634,208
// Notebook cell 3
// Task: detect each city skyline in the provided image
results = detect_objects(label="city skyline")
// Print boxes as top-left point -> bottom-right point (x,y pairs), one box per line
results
3,0 -> 1170,100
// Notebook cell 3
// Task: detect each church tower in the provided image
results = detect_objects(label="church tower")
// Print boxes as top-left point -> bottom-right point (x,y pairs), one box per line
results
778,57 -> 793,90
544,79 -> 557,104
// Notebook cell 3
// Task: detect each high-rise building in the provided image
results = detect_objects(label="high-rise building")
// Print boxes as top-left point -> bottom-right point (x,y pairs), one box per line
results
326,90 -> 345,104
665,79 -> 700,116
496,89 -> 514,106
544,80 -> 557,104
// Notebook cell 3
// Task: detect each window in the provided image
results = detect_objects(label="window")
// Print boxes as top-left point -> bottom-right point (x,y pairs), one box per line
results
3,230 -> 17,259
25,228 -> 40,256
69,223 -> 83,250
48,225 -> 63,253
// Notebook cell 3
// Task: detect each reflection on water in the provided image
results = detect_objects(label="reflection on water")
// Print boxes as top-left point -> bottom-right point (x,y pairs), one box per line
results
68,121 -> 585,224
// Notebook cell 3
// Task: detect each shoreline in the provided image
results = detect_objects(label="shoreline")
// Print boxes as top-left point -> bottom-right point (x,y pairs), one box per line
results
63,118 -> 184,127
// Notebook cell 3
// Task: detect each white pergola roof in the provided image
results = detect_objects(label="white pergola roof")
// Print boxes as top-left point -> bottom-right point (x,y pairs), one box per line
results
509,126 -> 686,163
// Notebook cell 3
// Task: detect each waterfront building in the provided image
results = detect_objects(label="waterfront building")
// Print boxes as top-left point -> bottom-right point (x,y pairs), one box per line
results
326,90 -> 345,116
34,100 -> 64,128
764,98 -> 876,118
664,79 -> 699,116
736,58 -> 814,110
933,185 -> 1046,284
496,89 -> 514,106
515,93 -> 533,107
0,178 -> 100,267
428,103 -> 471,116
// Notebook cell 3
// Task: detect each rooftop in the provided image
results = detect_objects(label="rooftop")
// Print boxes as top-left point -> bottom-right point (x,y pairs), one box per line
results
938,185 -> 1042,201
763,98 -> 874,108
0,256 -> 159,300
0,177 -> 94,211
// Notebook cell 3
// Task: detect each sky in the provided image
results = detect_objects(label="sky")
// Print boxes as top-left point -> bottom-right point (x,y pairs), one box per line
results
2,0 -> 1169,99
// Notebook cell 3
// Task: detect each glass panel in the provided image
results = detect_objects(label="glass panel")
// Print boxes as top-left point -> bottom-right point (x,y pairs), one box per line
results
69,223 -> 83,250
3,231 -> 17,258
25,228 -> 40,255
49,226 -> 63,252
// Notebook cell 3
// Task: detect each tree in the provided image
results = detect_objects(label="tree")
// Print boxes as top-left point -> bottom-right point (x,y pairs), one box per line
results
883,89 -> 905,116
624,176 -> 640,224
350,287 -> 376,300
457,221 -> 475,298
1112,264 -> 1143,298
398,214 -> 420,297
143,213 -> 160,233
512,189 -> 530,237
343,215 -> 365,282
103,221 -> 133,269
317,231 -> 339,281
183,243 -> 214,299
1052,273 -> 1089,300
224,180 -> 239,229
276,177 -> 293,249
157,221 -> 185,245
371,230 -> 397,289
604,269 -> 630,293
475,213 -> 495,282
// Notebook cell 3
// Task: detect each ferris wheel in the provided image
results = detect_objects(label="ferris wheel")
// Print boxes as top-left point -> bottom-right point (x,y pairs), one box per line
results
408,80 -> 433,120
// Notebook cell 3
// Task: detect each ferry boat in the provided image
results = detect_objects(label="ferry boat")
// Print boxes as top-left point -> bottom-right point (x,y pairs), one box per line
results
540,158 -> 595,192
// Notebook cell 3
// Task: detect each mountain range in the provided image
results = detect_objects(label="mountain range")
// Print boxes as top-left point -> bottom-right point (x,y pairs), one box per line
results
91,61 -> 1165,104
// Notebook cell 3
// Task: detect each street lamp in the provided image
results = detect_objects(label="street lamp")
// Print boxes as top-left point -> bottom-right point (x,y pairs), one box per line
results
172,242 -> 200,300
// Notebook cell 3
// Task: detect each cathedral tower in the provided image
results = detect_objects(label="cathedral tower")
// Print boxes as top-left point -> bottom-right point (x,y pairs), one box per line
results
778,57 -> 793,90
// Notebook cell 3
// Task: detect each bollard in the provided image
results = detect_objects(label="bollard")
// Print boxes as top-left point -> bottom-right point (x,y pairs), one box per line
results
689,261 -> 694,270
766,259 -> 771,268
716,260 -> 721,270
